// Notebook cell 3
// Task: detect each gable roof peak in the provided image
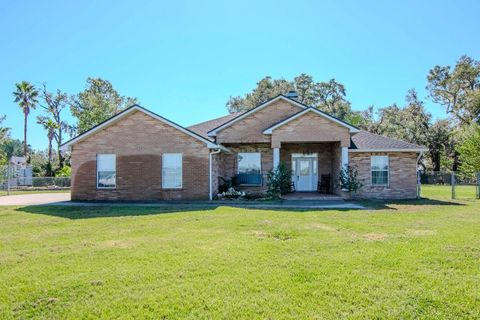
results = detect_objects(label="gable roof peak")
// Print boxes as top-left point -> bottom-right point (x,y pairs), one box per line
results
263,105 -> 359,134
60,104 -> 221,151
207,94 -> 308,136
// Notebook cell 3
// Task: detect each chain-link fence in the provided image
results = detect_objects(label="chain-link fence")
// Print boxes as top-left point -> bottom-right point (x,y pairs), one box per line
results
420,171 -> 480,200
0,165 -> 71,196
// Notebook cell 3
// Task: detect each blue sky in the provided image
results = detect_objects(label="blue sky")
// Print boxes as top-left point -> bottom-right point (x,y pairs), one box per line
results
1,0 -> 479,150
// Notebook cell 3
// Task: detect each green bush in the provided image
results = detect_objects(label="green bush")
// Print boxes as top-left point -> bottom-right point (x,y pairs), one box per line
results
338,165 -> 363,192
55,166 -> 71,177
267,162 -> 292,199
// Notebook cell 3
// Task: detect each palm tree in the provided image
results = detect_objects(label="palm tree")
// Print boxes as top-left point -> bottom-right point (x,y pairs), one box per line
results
13,81 -> 39,159
37,117 -> 59,176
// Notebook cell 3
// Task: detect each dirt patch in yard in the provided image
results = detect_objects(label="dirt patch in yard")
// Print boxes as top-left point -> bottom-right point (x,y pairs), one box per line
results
306,223 -> 337,232
96,239 -> 135,249
251,230 -> 268,238
406,229 -> 436,236
259,220 -> 273,225
445,245 -> 480,258
361,233 -> 388,241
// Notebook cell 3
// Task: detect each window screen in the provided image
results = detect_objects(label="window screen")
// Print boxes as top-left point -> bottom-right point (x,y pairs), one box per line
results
237,153 -> 261,174
97,154 -> 116,188
162,153 -> 182,189
371,155 -> 389,185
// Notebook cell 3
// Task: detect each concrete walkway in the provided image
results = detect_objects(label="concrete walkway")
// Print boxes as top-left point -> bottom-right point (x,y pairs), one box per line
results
0,193 -> 365,209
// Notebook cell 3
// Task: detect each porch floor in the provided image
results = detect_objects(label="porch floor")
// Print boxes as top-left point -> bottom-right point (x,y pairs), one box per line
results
282,192 -> 343,201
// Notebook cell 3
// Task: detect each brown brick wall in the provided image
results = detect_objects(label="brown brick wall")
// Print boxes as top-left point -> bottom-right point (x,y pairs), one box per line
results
211,152 -> 221,197
215,99 -> 301,144
71,110 -> 210,201
331,142 -> 342,194
271,112 -> 350,148
349,152 -> 418,199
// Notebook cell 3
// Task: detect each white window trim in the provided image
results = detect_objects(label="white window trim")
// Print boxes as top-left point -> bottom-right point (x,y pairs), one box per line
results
291,153 -> 318,158
237,152 -> 262,175
96,154 -> 116,189
162,153 -> 183,189
371,155 -> 390,186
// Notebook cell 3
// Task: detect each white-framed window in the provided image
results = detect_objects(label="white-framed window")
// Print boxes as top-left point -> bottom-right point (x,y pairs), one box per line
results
371,155 -> 389,186
237,153 -> 261,174
162,153 -> 182,189
97,154 -> 116,189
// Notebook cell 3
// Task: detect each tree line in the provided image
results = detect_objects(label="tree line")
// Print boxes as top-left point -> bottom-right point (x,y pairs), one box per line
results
226,55 -> 480,175
2,55 -> 478,177
1,78 -> 137,176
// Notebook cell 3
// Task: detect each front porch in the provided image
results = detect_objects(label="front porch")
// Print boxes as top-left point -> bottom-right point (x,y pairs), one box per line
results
278,142 -> 345,194
214,142 -> 348,197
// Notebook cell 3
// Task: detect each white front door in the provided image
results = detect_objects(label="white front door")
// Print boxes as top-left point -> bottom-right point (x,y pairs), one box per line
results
295,157 -> 317,191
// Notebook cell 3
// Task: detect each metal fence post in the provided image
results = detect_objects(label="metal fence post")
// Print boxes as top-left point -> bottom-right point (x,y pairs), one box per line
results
451,171 -> 456,200
477,172 -> 480,200
6,165 -> 10,196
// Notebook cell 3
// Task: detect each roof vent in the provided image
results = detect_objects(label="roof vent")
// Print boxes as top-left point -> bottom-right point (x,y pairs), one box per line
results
286,90 -> 299,100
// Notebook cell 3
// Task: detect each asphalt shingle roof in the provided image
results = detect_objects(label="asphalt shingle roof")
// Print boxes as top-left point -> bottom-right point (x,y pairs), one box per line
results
188,110 -> 426,151
350,131 -> 426,150
187,112 -> 241,140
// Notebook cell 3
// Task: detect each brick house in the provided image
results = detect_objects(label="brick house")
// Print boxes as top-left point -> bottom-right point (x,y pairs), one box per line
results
61,93 -> 427,201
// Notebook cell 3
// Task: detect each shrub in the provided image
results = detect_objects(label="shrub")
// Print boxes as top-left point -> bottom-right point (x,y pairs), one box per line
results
242,192 -> 267,200
55,166 -> 71,177
218,177 -> 233,193
338,165 -> 363,192
267,162 -> 292,199
217,187 -> 245,199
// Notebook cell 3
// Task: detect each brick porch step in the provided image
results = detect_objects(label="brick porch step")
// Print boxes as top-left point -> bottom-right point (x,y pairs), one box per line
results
281,192 -> 343,201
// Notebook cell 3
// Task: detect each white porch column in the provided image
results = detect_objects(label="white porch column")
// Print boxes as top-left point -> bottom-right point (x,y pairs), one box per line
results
273,147 -> 280,169
341,146 -> 349,170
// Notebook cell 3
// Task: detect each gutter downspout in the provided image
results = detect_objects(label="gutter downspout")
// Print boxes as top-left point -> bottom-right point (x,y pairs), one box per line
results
209,148 -> 221,200
416,151 -> 424,199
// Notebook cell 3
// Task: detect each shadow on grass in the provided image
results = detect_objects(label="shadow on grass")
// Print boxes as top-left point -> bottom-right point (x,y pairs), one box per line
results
361,197 -> 465,210
15,202 -> 362,219
15,205 -> 220,220
15,197 -> 464,219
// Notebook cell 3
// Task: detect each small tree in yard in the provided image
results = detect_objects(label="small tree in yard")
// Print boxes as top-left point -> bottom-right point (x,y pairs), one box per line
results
457,124 -> 480,176
267,162 -> 292,199
339,165 -> 363,193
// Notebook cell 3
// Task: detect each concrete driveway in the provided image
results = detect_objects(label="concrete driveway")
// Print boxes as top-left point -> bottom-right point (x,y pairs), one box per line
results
0,193 -> 71,206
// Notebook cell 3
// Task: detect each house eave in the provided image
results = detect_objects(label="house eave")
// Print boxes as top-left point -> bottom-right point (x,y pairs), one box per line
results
262,107 -> 360,134
348,148 -> 429,153
60,105 -> 223,151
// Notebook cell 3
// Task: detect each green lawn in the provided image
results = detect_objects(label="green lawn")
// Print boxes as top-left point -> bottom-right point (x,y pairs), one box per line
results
1,189 -> 479,319
421,184 -> 478,200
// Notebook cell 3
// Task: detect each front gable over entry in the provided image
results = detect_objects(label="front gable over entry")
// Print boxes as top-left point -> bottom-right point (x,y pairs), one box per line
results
211,95 -> 307,144
263,108 -> 357,148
